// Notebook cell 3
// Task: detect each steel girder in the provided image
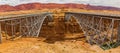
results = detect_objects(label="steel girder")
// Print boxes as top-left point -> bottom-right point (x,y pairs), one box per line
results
65,12 -> 120,49
0,12 -> 53,43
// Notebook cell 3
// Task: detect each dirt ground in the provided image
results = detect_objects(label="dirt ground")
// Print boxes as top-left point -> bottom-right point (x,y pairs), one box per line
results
0,37 -> 120,53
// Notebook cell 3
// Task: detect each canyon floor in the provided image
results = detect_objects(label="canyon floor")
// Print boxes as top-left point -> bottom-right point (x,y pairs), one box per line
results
0,9 -> 120,53
0,37 -> 120,53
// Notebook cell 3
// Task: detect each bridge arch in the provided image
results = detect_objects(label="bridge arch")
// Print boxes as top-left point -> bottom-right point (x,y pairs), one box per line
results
21,13 -> 54,37
64,12 -> 120,49
65,14 -> 86,34
0,13 -> 54,41
36,14 -> 54,37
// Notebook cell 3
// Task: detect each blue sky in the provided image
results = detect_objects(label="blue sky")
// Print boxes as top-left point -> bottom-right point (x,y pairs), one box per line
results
0,0 -> 119,7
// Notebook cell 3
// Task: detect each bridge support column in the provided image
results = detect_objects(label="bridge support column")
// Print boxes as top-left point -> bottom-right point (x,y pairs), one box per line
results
117,21 -> 120,42
0,23 -> 2,43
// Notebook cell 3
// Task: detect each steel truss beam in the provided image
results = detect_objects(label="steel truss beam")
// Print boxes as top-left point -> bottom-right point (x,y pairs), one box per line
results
65,12 -> 120,49
0,12 -> 53,43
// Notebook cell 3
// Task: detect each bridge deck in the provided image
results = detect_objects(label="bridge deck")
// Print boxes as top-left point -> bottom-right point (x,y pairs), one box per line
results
65,12 -> 120,18
0,12 -> 52,21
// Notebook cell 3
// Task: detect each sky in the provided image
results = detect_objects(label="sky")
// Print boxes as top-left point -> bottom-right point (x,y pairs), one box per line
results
0,0 -> 119,7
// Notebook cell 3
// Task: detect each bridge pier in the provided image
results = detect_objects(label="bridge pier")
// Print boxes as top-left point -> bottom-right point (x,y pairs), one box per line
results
117,21 -> 120,42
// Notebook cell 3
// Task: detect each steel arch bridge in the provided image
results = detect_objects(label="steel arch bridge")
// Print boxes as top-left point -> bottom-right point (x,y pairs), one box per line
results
0,12 -> 53,43
0,12 -> 120,49
65,12 -> 120,49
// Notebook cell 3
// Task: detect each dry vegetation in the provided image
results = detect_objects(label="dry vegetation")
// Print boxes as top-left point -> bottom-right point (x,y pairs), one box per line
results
0,9 -> 120,53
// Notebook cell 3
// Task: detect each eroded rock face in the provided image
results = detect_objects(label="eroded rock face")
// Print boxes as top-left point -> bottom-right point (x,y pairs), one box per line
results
0,5 -> 16,12
0,3 -> 120,12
